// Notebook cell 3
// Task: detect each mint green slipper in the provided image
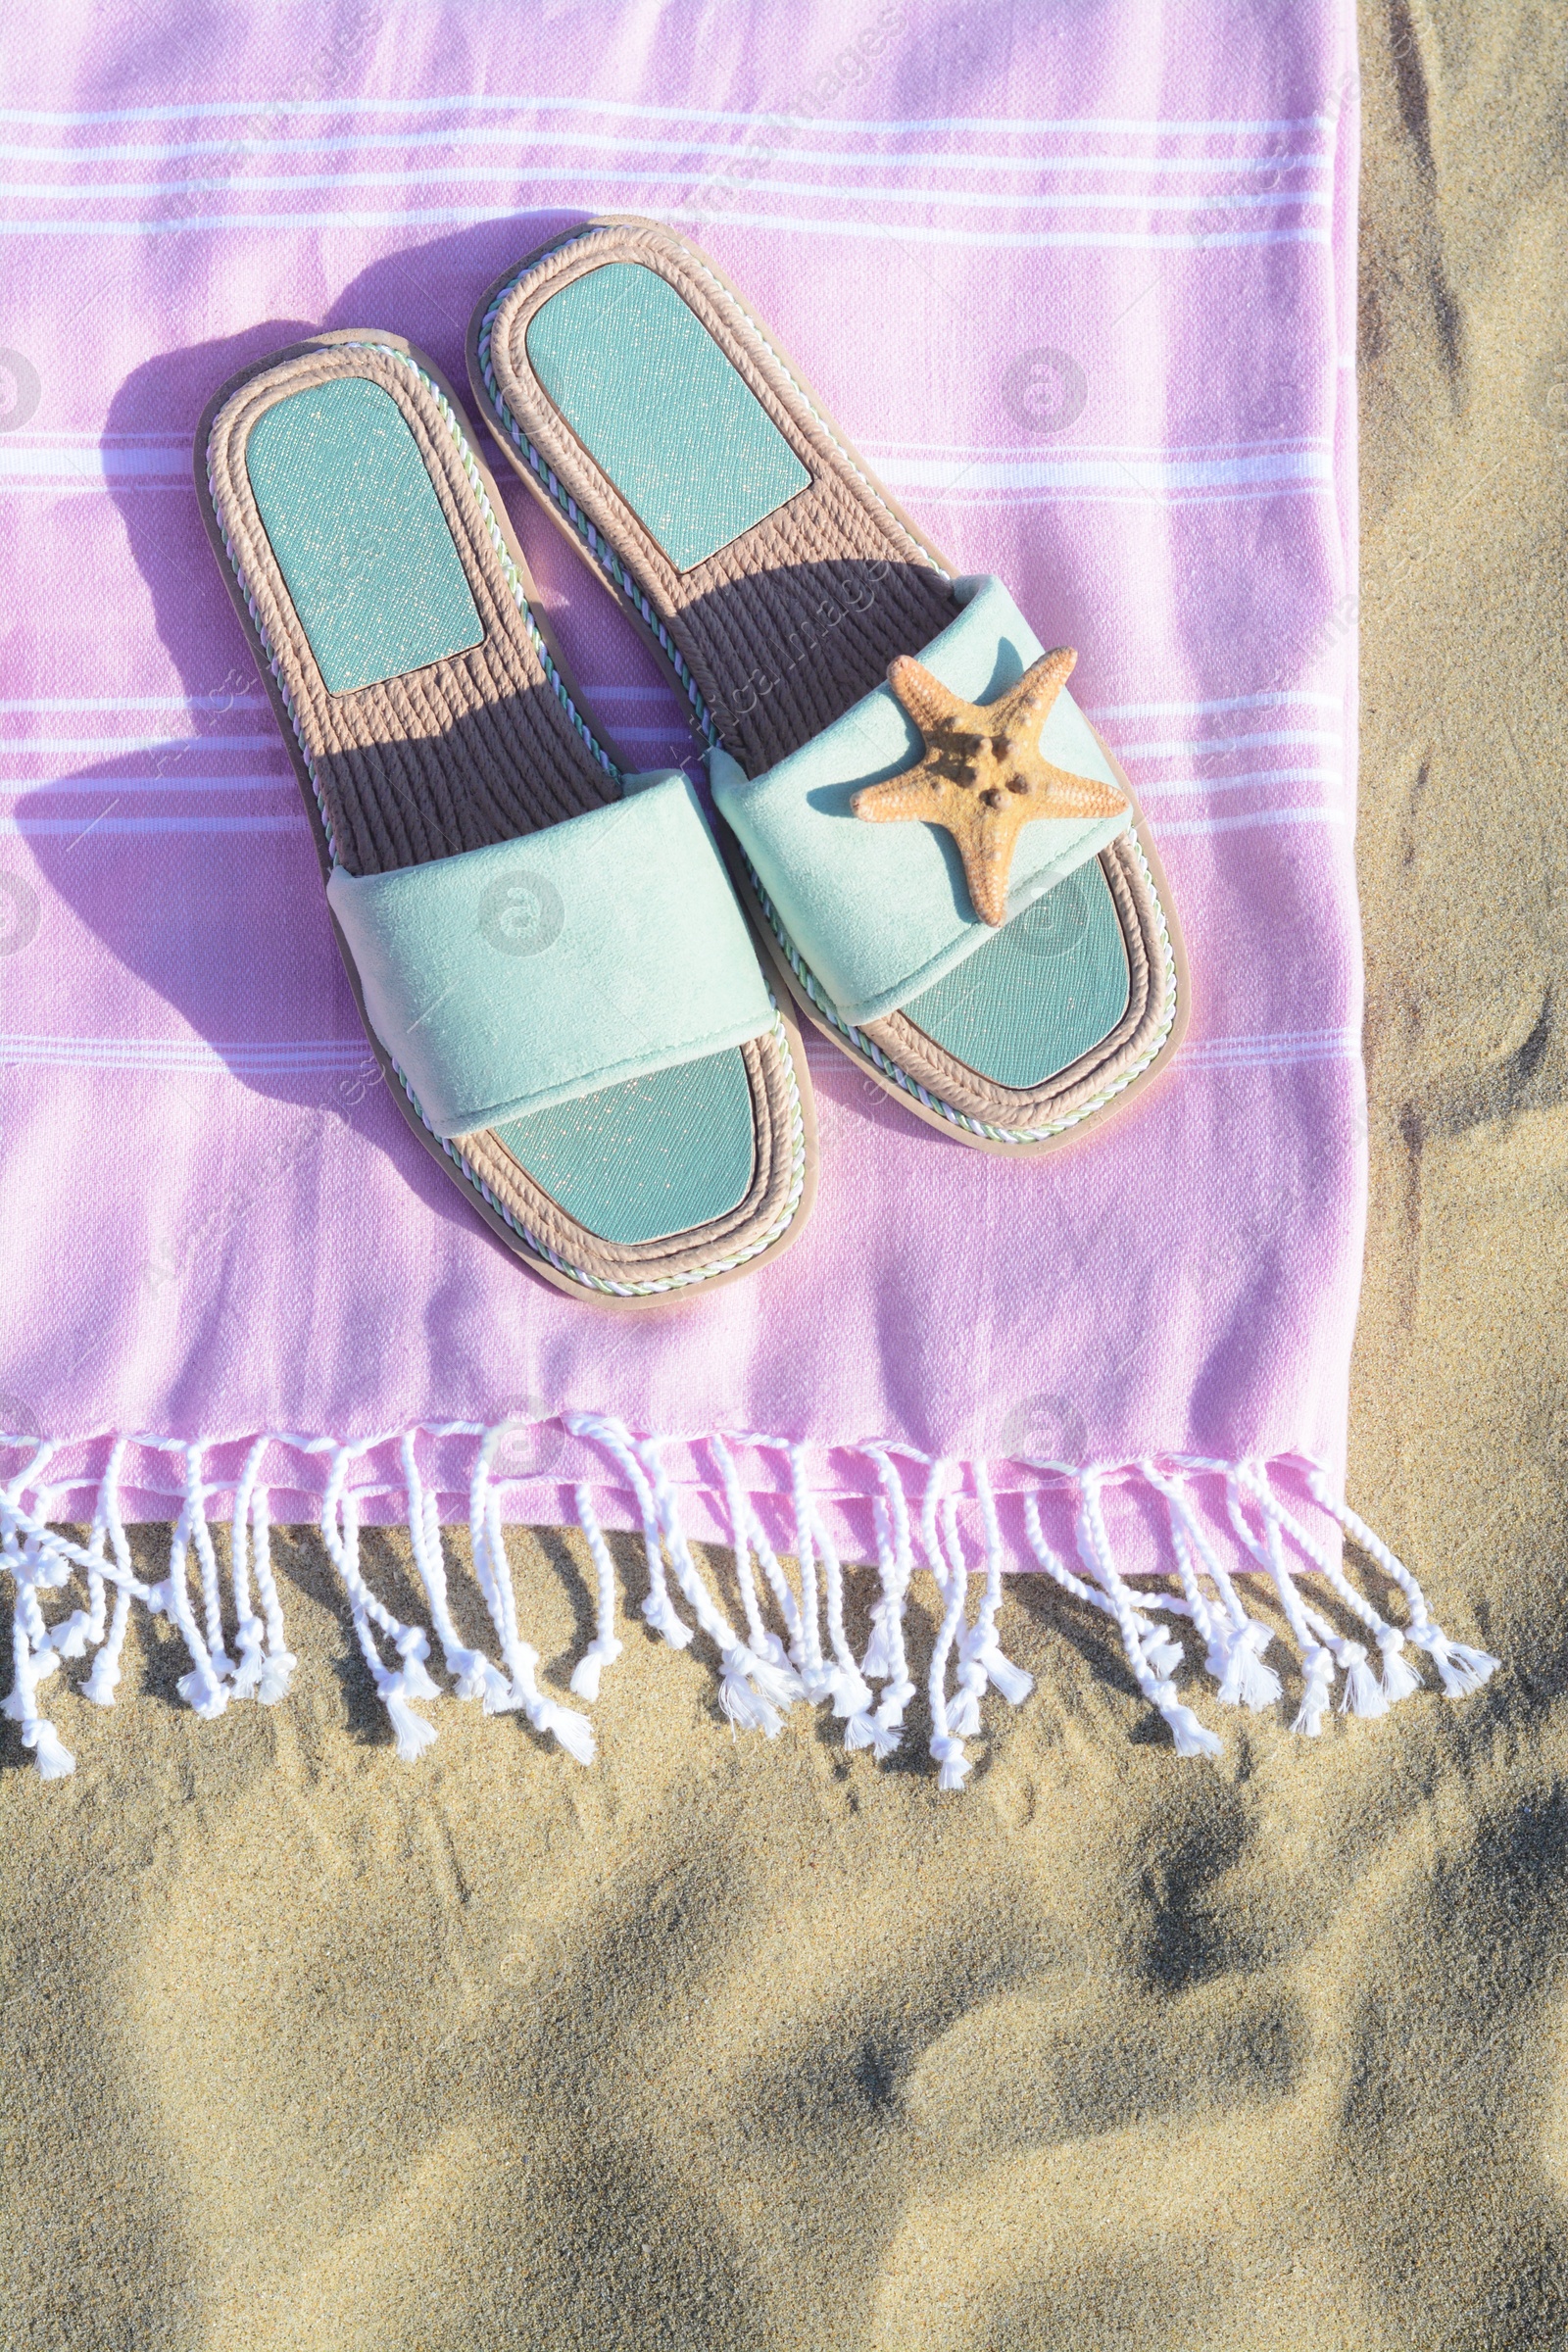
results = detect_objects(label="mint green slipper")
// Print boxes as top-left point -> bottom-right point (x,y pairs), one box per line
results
468,219 -> 1187,1156
197,330 -> 816,1299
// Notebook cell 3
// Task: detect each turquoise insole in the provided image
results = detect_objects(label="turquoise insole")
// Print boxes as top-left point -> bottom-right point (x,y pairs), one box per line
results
246,378 -> 483,694
904,859 -> 1131,1088
525,264 -> 810,571
494,1049 -> 756,1247
521,262 -> 1133,1091
246,369 -> 756,1247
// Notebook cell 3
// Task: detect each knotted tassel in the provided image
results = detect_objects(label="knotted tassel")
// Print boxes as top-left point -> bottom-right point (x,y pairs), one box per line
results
1216,1617 -> 1283,1712
1376,1626 -> 1425,1703
7,1599 -> 74,1781
1076,1469 -> 1221,1759
81,1589 -> 132,1709
1292,1643 -> 1337,1738
164,1495 -> 230,1722
507,1639 -> 596,1765
568,1483 -> 624,1702
924,1460 -> 975,1788
393,1625 -> 441,1703
942,1494 -> 988,1739
400,1438 -> 509,1709
961,1461 -> 1035,1706
322,1450 -> 437,1762
931,1731 -> 971,1792
1330,1636 -> 1389,1719
1405,1621 -> 1499,1697
183,1443 -> 236,1684
229,1441 -> 296,1703
374,1665 -> 440,1763
22,1714 -> 75,1781
860,1598 -> 895,1683
470,1434 -> 596,1762
1225,1469 -> 1340,1736
844,1706 -> 902,1758
1144,1461 -> 1282,1713
864,1456 -> 918,1752
716,1651 -> 785,1740
803,1495 -> 878,1744
1137,1619 -> 1186,1683
786,1444 -> 835,1704
249,1484 -> 295,1704
1299,1463 -> 1499,1701
566,1415 -> 692,1649
709,1435 -> 806,1694
632,1436 -> 808,1740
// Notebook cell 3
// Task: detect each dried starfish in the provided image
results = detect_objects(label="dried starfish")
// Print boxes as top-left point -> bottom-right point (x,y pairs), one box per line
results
852,647 -> 1127,925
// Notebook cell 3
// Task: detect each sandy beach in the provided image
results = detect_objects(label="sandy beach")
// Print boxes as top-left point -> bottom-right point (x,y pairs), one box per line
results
6,11 -> 1566,2346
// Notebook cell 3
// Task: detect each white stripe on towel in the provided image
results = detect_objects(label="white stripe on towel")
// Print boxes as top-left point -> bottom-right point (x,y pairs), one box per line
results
0,95 -> 1341,136
872,449 -> 1331,494
0,813 -> 307,836
0,206 -> 1334,250
0,127 -> 1336,176
0,1034 -> 371,1074
1136,766 -> 1344,800
1180,1027 -> 1359,1070
1156,806 -> 1348,837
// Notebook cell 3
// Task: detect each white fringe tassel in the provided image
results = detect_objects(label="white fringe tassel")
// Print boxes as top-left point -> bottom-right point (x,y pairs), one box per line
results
229,1439 -> 296,1704
637,1436 -> 802,1738
468,1427 -> 595,1764
321,1446 -> 439,1763
1304,1467 -> 1499,1699
568,1483 -> 623,1702
80,1436 -> 135,1708
0,1429 -> 1499,1785
566,1413 -> 692,1651
916,1462 -> 971,1790
709,1435 -> 807,1694
400,1429 -> 511,1712
1075,1468 -> 1223,1758
961,1462 -> 1036,1709
1143,1461 -> 1284,1712
710,1420 -> 808,1684
861,1449 -> 917,1751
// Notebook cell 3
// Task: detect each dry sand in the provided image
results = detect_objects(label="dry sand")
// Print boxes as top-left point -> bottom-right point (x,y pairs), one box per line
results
6,11 -> 1568,2345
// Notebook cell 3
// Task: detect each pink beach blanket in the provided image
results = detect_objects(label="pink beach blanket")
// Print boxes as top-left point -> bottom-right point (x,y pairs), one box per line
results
0,0 -> 1495,1779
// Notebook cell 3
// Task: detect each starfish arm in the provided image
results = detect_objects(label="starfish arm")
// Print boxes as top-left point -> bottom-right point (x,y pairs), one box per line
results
1037,759 -> 1127,820
852,768 -> 940,822
886,655 -> 963,736
960,803 -> 1034,925
960,844 -> 1009,927
994,647 -> 1078,739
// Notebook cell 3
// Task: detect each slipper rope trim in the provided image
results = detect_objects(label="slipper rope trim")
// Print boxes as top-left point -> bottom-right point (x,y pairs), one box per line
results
475,255 -> 1176,1143
207,342 -> 807,1296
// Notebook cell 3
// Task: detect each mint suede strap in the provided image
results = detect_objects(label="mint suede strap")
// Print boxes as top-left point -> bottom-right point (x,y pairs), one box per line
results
326,776 -> 773,1138
709,575 -> 1131,1026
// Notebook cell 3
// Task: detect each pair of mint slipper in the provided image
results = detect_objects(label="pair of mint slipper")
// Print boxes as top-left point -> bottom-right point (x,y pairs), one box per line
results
198,217 -> 1188,1306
